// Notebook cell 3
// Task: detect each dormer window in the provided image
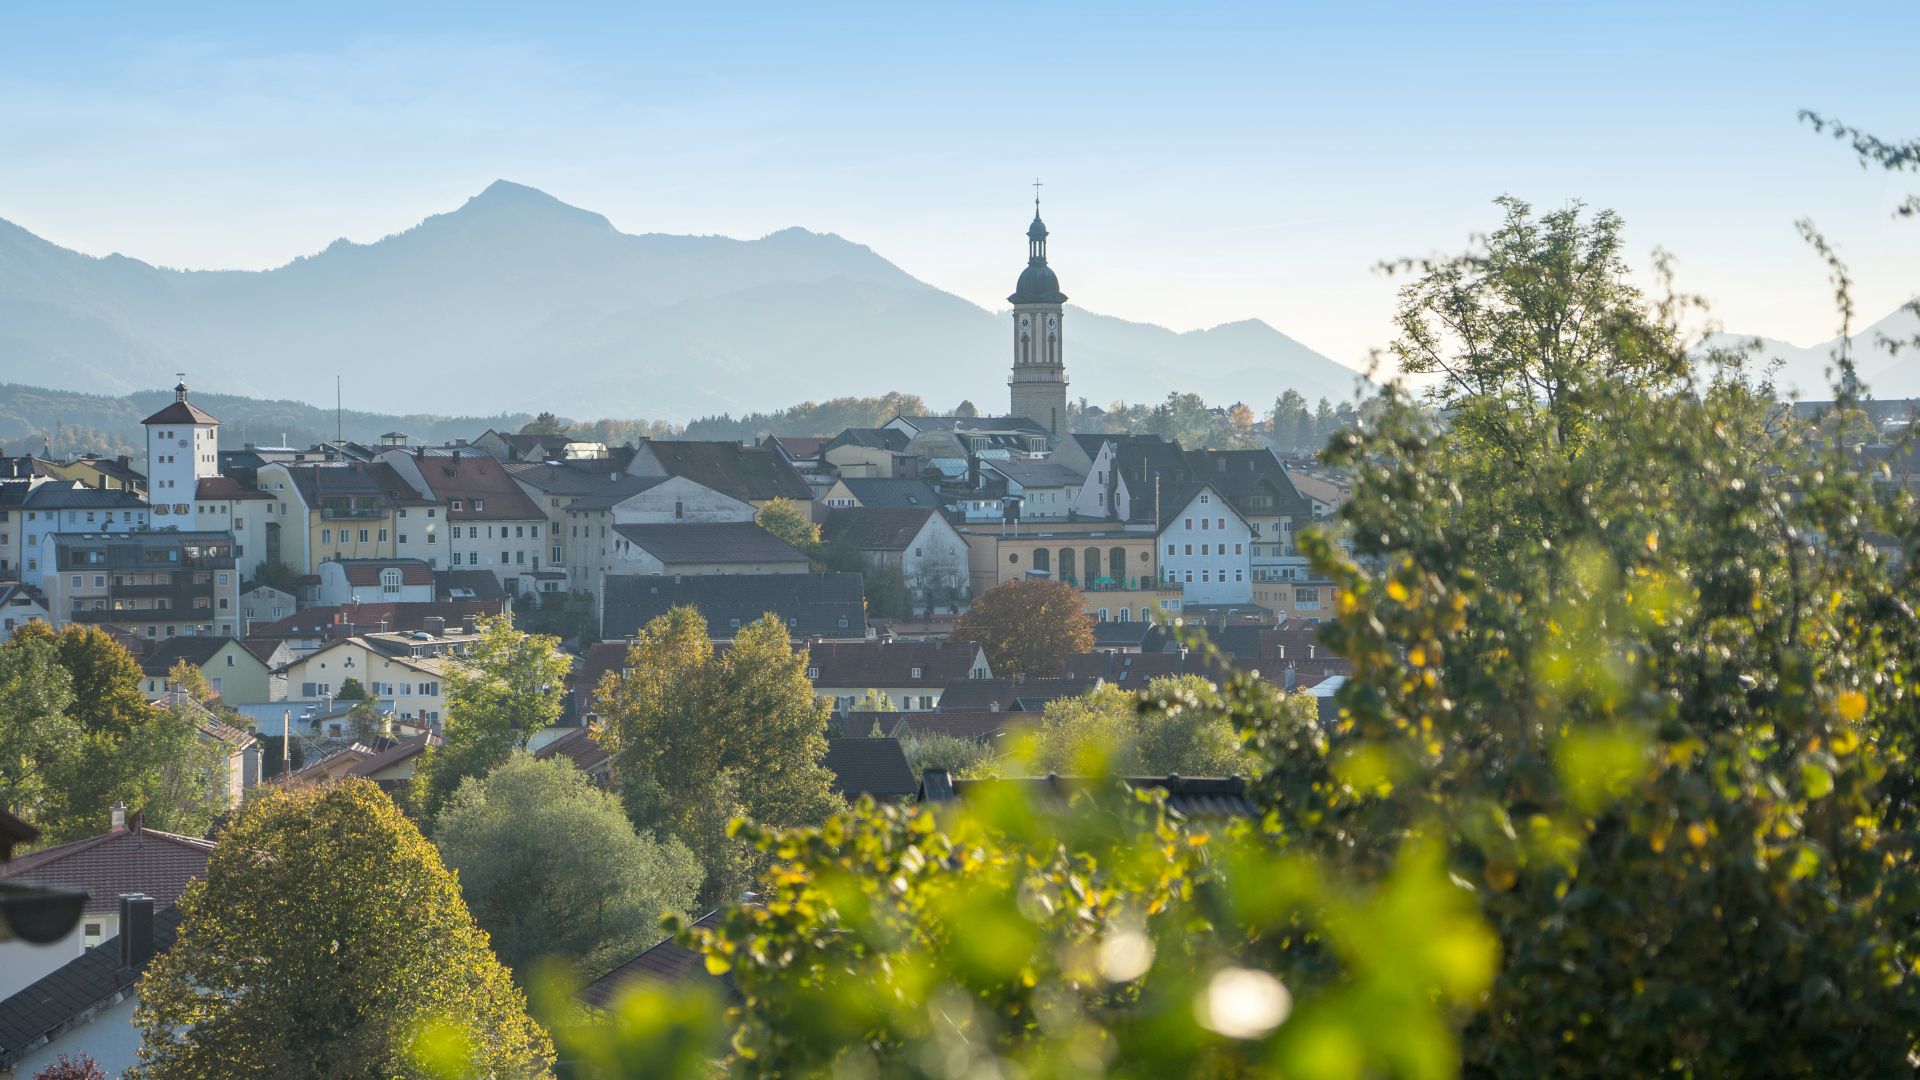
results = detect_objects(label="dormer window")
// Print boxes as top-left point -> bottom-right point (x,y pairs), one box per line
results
451,500 -> 463,511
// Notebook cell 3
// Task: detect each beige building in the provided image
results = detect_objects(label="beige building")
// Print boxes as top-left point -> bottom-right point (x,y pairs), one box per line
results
957,522 -> 1161,598
138,635 -> 277,706
277,632 -> 467,727
1252,578 -> 1341,623
256,462 -> 403,574
41,531 -> 241,640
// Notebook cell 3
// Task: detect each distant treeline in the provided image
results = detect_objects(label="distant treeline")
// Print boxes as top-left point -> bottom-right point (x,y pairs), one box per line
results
0,383 -> 537,460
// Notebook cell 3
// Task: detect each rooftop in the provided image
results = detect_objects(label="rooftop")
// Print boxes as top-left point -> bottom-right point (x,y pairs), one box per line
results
0,822 -> 213,917
611,522 -> 809,566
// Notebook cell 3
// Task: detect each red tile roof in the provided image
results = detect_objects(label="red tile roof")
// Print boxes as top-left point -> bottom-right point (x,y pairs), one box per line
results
410,452 -> 547,521
0,825 -> 213,916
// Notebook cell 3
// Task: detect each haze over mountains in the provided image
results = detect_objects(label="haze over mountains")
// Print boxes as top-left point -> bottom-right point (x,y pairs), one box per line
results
0,180 -> 1371,421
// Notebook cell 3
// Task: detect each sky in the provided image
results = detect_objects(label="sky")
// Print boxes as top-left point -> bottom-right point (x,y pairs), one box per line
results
0,1 -> 1913,376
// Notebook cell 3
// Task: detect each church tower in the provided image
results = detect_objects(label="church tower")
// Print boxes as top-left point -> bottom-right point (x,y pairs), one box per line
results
1007,191 -> 1069,436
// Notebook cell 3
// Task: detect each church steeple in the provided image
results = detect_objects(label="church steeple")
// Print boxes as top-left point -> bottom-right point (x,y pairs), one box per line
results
1008,185 -> 1069,436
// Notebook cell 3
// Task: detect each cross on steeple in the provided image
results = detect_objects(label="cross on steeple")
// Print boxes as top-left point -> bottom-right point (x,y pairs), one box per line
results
1032,177 -> 1043,213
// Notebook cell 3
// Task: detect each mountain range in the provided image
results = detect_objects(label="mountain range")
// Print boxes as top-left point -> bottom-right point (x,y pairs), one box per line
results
1704,304 -> 1919,400
0,180 -> 1371,421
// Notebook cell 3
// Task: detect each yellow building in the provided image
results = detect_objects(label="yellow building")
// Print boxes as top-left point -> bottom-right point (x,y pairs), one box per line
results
256,462 -> 408,574
956,523 -> 1162,597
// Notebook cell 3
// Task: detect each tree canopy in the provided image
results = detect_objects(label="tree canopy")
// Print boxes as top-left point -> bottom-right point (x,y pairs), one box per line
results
952,578 -> 1094,679
1025,674 -> 1267,778
594,607 -> 838,903
134,780 -> 553,1078
435,754 -> 702,978
413,614 -> 572,821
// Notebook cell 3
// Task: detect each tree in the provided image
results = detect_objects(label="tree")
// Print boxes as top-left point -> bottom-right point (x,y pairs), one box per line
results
1270,389 -> 1312,452
33,1054 -> 105,1080
899,732 -> 989,779
0,631 -> 78,827
753,498 -> 820,556
116,701 -> 230,839
134,780 -> 553,1078
596,608 -> 838,902
519,411 -> 568,437
334,676 -> 368,701
1026,675 -> 1263,778
953,399 -> 980,417
854,687 -> 896,712
49,625 -> 148,738
1237,197 -> 1920,1073
434,755 -> 702,978
952,578 -> 1093,679
166,659 -> 215,703
249,560 -> 302,595
412,614 -> 572,821
860,564 -> 912,620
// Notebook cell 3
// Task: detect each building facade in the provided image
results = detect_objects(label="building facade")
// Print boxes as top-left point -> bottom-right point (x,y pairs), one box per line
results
1007,200 -> 1070,435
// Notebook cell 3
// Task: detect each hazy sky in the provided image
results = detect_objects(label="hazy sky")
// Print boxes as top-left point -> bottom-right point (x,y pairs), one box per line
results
1,2 -> 1912,375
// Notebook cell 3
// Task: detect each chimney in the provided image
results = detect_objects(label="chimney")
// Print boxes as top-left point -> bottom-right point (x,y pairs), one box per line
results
119,893 -> 156,969
423,616 -> 446,637
460,614 -> 477,635
110,802 -> 127,831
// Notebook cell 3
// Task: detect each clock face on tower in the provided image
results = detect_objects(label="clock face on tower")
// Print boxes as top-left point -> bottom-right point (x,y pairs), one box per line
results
1020,315 -> 1032,329
1046,315 -> 1058,330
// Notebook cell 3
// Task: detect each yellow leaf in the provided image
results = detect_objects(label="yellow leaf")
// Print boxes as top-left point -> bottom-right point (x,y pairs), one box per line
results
1837,690 -> 1867,723
1386,580 -> 1411,603
1686,823 -> 1709,849
1408,644 -> 1427,667
704,952 -> 733,975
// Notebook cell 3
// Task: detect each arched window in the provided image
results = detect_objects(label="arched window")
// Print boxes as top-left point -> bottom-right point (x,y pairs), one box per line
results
1097,608 -> 1109,622
1033,548 -> 1050,573
1118,607 -> 1130,622
1109,547 -> 1127,586
1084,547 -> 1102,584
379,568 -> 402,596
1059,547 -> 1076,586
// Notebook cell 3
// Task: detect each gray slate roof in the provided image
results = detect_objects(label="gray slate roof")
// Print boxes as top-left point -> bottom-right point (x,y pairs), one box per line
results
821,738 -> 917,799
611,522 -> 808,566
840,478 -> 945,509
0,906 -> 184,1069
602,572 -> 866,641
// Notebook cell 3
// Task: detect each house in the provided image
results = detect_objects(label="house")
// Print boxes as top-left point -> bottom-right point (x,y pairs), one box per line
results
313,558 -> 435,606
1155,483 -> 1254,605
578,910 -> 733,1011
47,453 -> 145,496
564,475 -> 754,593
40,531 -> 241,640
979,459 -> 1084,522
14,482 -> 150,587
820,739 -> 917,801
377,450 -> 553,596
1063,649 -> 1233,688
532,726 -> 613,786
804,641 -> 991,712
608,522 -> 810,577
340,732 -> 441,795
954,522 -> 1165,604
884,709 -> 1035,745
627,440 -> 813,508
471,429 -> 606,463
934,675 -> 1096,713
1186,449 -> 1319,588
820,427 -> 914,479
818,477 -> 944,511
191,474 -> 274,568
136,635 -> 276,706
600,572 -> 867,642
0,894 -> 179,1079
883,416 -> 1054,479
255,462 -> 408,574
238,583 -> 294,630
1070,434 -> 1190,523
1250,576 -> 1340,624
276,636 -> 461,728
0,811 -> 212,1001
503,461 -> 618,577
432,570 -> 509,607
245,602 -> 499,656
820,507 -> 971,607
0,582 -> 50,640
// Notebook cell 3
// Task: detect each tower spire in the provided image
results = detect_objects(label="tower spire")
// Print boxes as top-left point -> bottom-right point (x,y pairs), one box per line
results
1032,177 -> 1043,215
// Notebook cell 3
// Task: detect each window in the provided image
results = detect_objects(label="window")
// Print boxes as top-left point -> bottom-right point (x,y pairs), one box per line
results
358,530 -> 369,543
1184,571 -> 1193,583
1184,545 -> 1192,556
94,575 -> 105,587
380,568 -> 403,595
400,534 -> 409,545
322,529 -> 331,543
1235,569 -> 1244,582
1218,519 -> 1226,530
1118,608 -> 1130,622
1098,608 -> 1109,621
807,666 -> 820,679
1202,569 -> 1211,582
378,529 -> 388,542
1165,544 -> 1175,556
1184,518 -> 1193,529
452,500 -> 463,511
515,526 -> 523,538
1234,543 -> 1243,555
1201,544 -> 1210,556
71,575 -> 81,588
1201,518 -> 1209,530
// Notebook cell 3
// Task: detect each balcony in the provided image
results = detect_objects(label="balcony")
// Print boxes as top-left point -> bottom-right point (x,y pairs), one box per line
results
320,507 -> 387,520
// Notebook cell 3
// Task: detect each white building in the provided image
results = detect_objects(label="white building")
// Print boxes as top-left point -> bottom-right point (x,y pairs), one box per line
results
15,482 -> 150,587
314,559 -> 436,606
142,381 -> 221,523
1155,483 -> 1254,606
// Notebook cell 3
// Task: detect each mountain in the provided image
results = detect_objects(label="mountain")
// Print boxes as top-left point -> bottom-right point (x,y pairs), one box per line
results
1707,301 -> 1920,399
0,181 -> 1367,421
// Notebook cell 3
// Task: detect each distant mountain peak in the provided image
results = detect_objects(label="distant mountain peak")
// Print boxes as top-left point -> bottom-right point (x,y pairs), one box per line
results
471,179 -> 563,206
443,180 -> 614,232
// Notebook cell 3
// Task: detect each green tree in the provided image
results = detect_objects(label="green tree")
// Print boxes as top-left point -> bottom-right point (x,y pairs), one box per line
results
119,701 -> 230,839
1026,674 -> 1264,778
1270,389 -> 1312,451
413,614 -> 572,821
952,578 -> 1094,679
249,560 -> 302,595
953,398 -> 980,417
133,780 -> 553,1078
435,755 -> 702,978
334,676 -> 368,701
899,732 -> 989,779
854,687 -> 896,712
596,608 -> 838,902
753,498 -> 820,556
1240,197 -> 1920,1074
519,411 -> 568,437
0,630 -> 79,826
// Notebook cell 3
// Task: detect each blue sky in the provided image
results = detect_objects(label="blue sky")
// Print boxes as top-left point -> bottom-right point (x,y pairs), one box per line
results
0,1 -> 1912,373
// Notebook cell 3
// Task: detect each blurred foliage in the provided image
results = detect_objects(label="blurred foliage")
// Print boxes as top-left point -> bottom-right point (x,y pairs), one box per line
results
555,781 -> 1493,1080
680,392 -> 928,443
1246,196 -> 1920,1073
1020,674 -> 1270,779
900,732 -> 992,779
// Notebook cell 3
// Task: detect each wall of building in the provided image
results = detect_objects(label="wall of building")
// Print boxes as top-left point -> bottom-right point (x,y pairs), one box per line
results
1157,491 -> 1254,605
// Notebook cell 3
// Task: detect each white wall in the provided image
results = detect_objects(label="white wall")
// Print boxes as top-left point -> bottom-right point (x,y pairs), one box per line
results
9,993 -> 141,1080
1156,487 -> 1254,605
